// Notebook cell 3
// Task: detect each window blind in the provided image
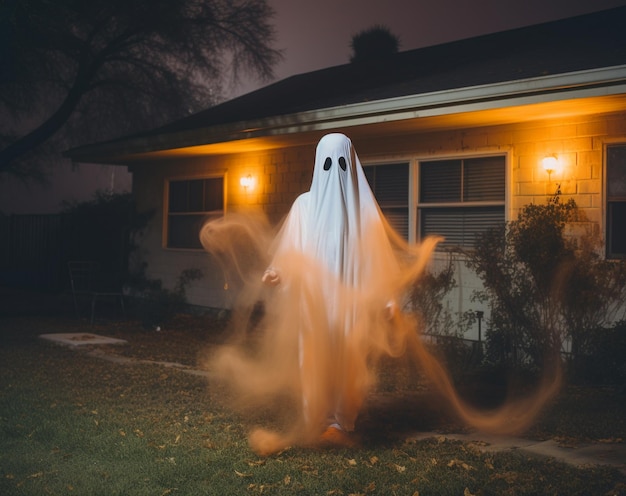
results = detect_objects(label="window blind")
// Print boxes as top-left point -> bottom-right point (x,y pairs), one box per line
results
420,206 -> 505,249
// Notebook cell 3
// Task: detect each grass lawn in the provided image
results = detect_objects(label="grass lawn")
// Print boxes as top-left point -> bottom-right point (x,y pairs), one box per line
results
1,313 -> 626,495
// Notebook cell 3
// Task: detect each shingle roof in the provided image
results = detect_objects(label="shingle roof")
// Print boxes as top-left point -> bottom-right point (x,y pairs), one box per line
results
156,6 -> 626,135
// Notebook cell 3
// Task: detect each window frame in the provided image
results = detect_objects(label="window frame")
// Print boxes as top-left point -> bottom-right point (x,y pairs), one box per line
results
362,159 -> 413,241
363,152 -> 510,247
163,173 -> 226,251
416,152 -> 509,251
605,142 -> 626,260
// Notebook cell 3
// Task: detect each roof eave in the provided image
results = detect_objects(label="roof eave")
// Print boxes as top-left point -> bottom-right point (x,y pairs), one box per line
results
66,64 -> 626,164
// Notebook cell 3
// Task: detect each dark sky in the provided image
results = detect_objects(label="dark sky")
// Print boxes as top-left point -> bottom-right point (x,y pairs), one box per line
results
2,0 -> 626,214
233,0 -> 626,95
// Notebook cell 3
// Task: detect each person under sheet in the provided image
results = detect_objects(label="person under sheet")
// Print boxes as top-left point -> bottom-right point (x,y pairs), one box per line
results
262,133 -> 403,441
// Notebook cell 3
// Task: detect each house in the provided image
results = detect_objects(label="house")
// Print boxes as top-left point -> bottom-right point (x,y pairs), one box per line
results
67,7 -> 626,339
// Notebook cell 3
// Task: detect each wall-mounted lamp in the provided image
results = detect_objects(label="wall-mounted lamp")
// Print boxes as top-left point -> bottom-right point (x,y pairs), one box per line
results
240,174 -> 255,190
542,155 -> 558,181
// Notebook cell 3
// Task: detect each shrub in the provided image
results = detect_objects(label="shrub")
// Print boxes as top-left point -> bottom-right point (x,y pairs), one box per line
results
570,321 -> 626,385
466,194 -> 626,375
406,254 -> 478,381
130,268 -> 203,329
406,255 -> 457,338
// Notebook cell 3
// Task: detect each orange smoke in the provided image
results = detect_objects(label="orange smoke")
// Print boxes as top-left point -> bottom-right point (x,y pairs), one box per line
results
200,212 -> 561,455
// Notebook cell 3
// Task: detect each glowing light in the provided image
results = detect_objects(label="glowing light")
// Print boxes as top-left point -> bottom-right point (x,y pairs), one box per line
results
542,156 -> 557,173
541,155 -> 560,183
542,155 -> 558,174
240,174 -> 255,190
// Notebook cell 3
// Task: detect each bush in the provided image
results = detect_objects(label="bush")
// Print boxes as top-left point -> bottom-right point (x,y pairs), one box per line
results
406,254 -> 479,381
129,268 -> 203,329
570,321 -> 626,385
406,255 -> 457,337
61,191 -> 153,287
467,194 -> 626,375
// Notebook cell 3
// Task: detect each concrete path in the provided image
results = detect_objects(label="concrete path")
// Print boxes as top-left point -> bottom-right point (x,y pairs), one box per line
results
41,331 -> 626,474
409,431 -> 626,474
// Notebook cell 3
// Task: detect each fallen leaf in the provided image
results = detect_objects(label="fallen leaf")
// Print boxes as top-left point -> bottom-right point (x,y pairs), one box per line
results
364,481 -> 376,492
492,471 -> 518,484
464,488 -> 475,496
447,459 -> 474,471
599,438 -> 624,444
283,475 -> 291,485
234,470 -> 252,477
394,464 -> 406,473
347,458 -> 357,466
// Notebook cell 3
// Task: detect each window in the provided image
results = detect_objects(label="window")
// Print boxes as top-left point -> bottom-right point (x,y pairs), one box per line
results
418,156 -> 505,250
166,176 -> 224,249
363,163 -> 409,238
607,144 -> 626,259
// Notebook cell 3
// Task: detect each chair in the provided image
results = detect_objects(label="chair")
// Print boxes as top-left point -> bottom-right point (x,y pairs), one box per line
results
68,261 -> 126,325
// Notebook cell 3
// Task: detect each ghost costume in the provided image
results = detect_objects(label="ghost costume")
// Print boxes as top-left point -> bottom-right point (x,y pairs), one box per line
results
203,133 -> 558,453
263,133 -> 399,434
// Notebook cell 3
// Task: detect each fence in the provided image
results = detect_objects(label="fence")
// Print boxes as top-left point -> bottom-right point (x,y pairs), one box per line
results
0,212 -> 129,292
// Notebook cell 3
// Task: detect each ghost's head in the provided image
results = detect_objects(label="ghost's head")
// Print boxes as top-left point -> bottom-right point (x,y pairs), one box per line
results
310,133 -> 359,202
314,133 -> 354,173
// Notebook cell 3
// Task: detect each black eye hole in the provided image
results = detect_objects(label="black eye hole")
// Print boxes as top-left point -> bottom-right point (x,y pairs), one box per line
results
323,157 -> 332,171
338,156 -> 347,171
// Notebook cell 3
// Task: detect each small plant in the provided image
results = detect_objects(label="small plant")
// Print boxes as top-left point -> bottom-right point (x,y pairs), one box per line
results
406,254 -> 477,380
131,268 -> 204,329
406,255 -> 457,338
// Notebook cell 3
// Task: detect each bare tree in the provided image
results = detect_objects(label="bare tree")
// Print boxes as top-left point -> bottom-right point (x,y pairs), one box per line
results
0,0 -> 281,178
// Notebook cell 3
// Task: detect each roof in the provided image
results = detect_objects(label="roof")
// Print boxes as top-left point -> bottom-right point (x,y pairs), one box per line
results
67,6 -> 626,164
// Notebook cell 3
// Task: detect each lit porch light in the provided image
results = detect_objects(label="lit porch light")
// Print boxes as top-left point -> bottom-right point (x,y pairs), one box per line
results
542,155 -> 559,181
240,174 -> 255,190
